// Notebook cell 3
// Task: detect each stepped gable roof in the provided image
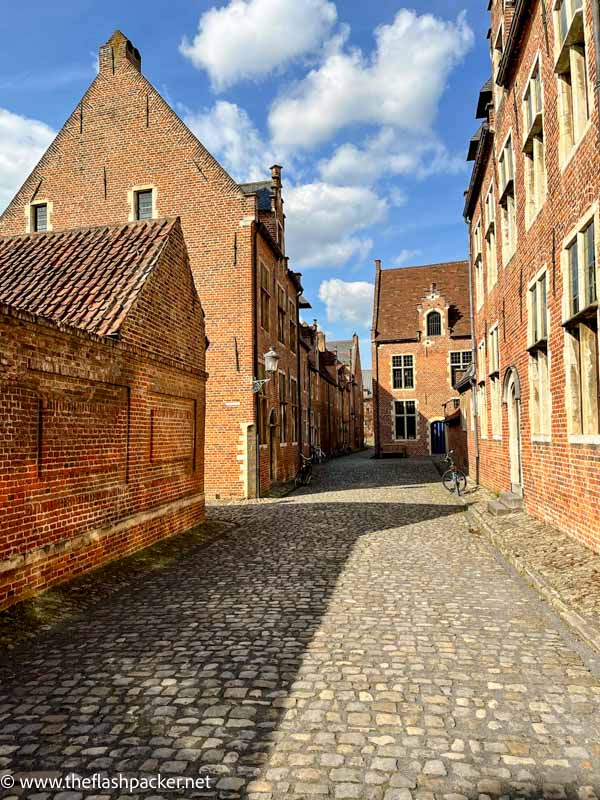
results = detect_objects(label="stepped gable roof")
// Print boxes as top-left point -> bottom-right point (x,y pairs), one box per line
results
374,261 -> 470,342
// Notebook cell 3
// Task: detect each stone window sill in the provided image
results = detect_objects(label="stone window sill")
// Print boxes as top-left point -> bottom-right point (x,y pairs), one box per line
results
531,435 -> 552,444
568,434 -> 600,446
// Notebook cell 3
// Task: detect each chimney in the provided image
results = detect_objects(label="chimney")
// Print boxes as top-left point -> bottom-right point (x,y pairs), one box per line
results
99,30 -> 142,75
375,258 -> 381,272
270,165 -> 283,190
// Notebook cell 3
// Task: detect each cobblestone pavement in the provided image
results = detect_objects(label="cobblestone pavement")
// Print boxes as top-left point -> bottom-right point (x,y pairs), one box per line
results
461,484 -> 600,637
1,451 -> 600,800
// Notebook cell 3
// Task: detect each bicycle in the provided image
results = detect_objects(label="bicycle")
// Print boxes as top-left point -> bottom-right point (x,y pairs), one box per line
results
441,450 -> 467,496
294,453 -> 313,488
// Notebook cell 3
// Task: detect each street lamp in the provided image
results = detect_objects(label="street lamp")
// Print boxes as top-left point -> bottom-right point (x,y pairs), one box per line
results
252,348 -> 280,393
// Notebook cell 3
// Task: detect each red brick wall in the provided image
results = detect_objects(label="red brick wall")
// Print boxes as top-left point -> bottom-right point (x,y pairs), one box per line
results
465,0 -> 600,550
0,229 -> 207,609
255,234 -> 301,491
373,290 -> 471,456
0,39 -> 256,500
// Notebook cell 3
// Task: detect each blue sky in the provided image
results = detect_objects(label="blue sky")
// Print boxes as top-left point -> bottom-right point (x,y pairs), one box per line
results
0,0 -> 491,367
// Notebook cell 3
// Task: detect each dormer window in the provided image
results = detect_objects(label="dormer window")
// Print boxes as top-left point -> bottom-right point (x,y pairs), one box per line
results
135,189 -> 153,220
33,203 -> 48,232
427,311 -> 442,337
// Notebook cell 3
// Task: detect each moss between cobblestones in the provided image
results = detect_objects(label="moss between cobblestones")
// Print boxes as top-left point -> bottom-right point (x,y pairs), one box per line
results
0,519 -> 229,652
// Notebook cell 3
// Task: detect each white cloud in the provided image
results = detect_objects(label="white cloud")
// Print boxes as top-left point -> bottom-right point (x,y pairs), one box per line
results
269,9 -> 473,150
319,127 -> 465,186
285,182 -> 387,268
319,278 -> 374,328
184,100 -> 275,182
180,0 -> 337,91
392,249 -> 422,267
0,109 -> 55,214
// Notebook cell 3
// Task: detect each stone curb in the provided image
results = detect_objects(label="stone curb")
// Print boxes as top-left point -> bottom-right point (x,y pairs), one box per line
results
465,501 -> 600,656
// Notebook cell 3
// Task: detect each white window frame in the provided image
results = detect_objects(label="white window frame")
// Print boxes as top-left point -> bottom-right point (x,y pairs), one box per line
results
391,354 -> 415,390
392,399 -> 418,442
128,185 -> 157,222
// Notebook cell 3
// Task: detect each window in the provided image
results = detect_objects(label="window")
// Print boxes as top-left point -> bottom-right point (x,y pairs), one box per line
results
492,25 -> 504,108
529,271 -> 549,345
279,372 -> 287,443
257,363 -> 268,444
277,285 -> 286,344
565,219 -> 597,319
478,382 -> 488,438
32,203 -> 48,233
290,377 -> 298,442
528,270 -> 551,439
392,354 -> 414,389
427,311 -> 442,337
473,219 -> 484,308
288,300 -> 297,353
523,60 -> 546,224
478,339 -> 487,382
485,185 -> 497,289
394,400 -> 417,440
555,0 -> 589,162
450,351 -> 472,386
488,325 -> 502,438
499,134 -> 517,263
563,215 -> 600,437
135,189 -> 153,220
260,263 -> 270,331
488,325 -> 500,376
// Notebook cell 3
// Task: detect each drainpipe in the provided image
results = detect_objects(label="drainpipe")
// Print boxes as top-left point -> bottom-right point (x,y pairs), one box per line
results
466,215 -> 480,486
592,0 -> 600,137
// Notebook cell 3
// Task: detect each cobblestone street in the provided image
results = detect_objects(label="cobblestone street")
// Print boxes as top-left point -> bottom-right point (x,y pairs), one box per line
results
1,451 -> 600,799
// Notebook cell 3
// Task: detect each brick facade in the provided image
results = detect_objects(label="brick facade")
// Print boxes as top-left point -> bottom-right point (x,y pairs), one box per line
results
0,219 -> 207,610
0,30 -> 301,500
372,260 -> 471,457
464,0 -> 600,550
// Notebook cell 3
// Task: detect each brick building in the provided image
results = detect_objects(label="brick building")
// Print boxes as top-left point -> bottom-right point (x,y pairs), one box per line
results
328,336 -> 365,451
0,219 -> 207,610
463,0 -> 600,550
362,369 -> 374,446
371,259 -> 471,457
0,30 -> 304,500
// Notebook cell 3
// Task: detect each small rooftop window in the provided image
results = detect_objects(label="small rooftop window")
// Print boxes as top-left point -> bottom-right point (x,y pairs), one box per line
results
135,189 -> 153,220
33,203 -> 48,233
427,311 -> 442,337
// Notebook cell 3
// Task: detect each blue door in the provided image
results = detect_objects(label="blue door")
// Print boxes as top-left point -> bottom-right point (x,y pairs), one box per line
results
431,421 -> 446,455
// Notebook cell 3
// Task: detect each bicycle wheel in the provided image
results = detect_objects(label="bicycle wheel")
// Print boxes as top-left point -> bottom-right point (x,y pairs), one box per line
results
441,469 -> 453,492
454,470 -> 467,494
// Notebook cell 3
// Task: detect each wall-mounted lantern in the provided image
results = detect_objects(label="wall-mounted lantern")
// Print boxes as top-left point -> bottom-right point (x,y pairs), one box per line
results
252,348 -> 280,393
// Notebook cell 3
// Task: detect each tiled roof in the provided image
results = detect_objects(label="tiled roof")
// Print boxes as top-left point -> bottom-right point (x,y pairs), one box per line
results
328,339 -> 353,367
0,219 -> 177,337
374,261 -> 470,342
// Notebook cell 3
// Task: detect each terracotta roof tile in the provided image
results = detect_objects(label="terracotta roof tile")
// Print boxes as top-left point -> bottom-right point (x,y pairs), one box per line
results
374,260 -> 470,342
0,218 -> 177,336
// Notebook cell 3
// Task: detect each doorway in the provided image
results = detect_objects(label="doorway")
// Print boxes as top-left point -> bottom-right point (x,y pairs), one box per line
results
505,369 -> 523,495
430,420 -> 446,455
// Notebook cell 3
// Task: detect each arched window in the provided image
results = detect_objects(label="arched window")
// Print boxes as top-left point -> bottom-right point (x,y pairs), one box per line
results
427,311 -> 442,337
